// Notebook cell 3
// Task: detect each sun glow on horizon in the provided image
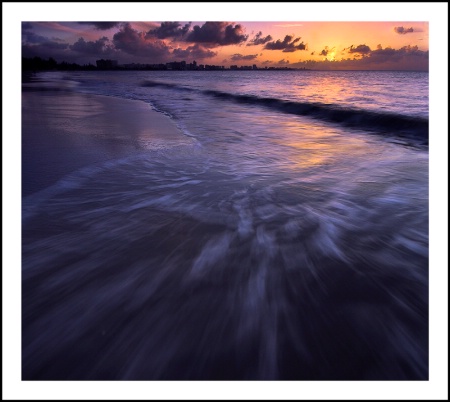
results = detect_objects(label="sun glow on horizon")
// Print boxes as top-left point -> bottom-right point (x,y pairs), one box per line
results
326,50 -> 336,61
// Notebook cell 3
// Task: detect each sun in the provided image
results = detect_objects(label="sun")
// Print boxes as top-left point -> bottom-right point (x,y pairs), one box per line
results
326,50 -> 336,61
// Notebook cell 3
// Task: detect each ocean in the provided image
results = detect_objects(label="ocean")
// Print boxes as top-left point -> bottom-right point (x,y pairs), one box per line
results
22,70 -> 429,380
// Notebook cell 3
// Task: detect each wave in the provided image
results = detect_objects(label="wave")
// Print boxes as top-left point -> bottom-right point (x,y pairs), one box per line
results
141,80 -> 428,146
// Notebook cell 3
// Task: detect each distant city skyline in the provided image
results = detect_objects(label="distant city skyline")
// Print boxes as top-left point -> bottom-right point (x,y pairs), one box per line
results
22,21 -> 429,71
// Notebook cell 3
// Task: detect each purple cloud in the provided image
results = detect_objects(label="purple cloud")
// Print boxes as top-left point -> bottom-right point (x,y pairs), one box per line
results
291,44 -> 428,71
172,44 -> 217,59
264,35 -> 307,52
230,53 -> 258,61
22,22 -> 49,44
70,36 -> 115,56
146,22 -> 191,39
278,58 -> 289,64
319,46 -> 336,57
185,22 -> 248,46
247,31 -> 273,46
348,44 -> 371,54
394,26 -> 414,35
113,23 -> 171,58
78,22 -> 121,30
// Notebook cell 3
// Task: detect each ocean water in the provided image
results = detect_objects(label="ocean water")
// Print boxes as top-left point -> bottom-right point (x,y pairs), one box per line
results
22,70 -> 429,380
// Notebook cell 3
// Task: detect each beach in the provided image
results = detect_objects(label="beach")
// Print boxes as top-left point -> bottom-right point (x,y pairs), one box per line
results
22,90 -> 190,196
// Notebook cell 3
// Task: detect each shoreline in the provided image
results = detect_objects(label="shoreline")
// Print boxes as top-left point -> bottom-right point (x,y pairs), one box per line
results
22,90 -> 188,196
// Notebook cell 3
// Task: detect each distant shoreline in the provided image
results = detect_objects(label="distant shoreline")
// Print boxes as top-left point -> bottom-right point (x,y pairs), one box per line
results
22,57 -> 430,74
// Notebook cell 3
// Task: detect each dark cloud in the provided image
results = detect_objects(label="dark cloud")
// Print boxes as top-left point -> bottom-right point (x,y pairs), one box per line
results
290,44 -> 428,71
113,23 -> 171,58
22,22 -> 69,57
230,53 -> 258,61
23,31 -> 49,44
172,44 -> 217,59
22,23 -> 49,44
70,36 -> 115,56
247,31 -> 272,46
348,44 -> 371,54
278,58 -> 289,64
264,35 -> 307,52
394,26 -> 414,35
185,22 -> 248,46
367,45 -> 428,65
22,41 -> 69,61
78,22 -> 121,30
38,41 -> 69,50
146,22 -> 191,39
319,46 -> 335,57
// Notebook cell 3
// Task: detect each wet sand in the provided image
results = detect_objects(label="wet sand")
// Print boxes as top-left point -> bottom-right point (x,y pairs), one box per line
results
22,90 -> 189,196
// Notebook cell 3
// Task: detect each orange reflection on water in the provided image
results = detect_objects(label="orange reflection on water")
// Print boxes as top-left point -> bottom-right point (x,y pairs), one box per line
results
291,75 -> 349,106
271,117 -> 372,172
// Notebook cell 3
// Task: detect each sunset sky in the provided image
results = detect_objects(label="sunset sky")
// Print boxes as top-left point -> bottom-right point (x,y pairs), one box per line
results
22,21 -> 429,70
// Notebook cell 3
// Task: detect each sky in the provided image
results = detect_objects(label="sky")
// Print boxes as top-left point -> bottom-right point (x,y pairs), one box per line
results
22,21 -> 429,70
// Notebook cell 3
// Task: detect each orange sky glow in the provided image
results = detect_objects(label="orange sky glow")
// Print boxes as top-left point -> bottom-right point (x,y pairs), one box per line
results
22,21 -> 429,71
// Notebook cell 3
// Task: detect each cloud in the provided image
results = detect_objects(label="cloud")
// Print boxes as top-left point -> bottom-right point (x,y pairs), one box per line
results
264,35 -> 307,52
146,22 -> 191,39
278,58 -> 289,64
247,31 -> 273,46
22,22 -> 49,44
366,44 -> 427,64
185,22 -> 248,46
112,23 -> 171,58
172,44 -> 217,59
78,22 -> 121,30
290,44 -> 428,71
348,44 -> 371,54
230,53 -> 258,61
22,41 -> 69,61
70,36 -> 115,56
23,31 -> 49,44
319,46 -> 335,57
394,26 -> 414,35
22,23 -> 69,57
38,42 -> 69,50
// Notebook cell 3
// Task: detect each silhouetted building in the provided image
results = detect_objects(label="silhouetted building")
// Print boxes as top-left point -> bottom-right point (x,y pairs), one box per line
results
166,61 -> 186,70
204,64 -> 224,70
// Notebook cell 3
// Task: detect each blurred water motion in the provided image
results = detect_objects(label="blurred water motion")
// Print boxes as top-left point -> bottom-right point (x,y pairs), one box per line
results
22,70 -> 428,380
22,152 -> 428,380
